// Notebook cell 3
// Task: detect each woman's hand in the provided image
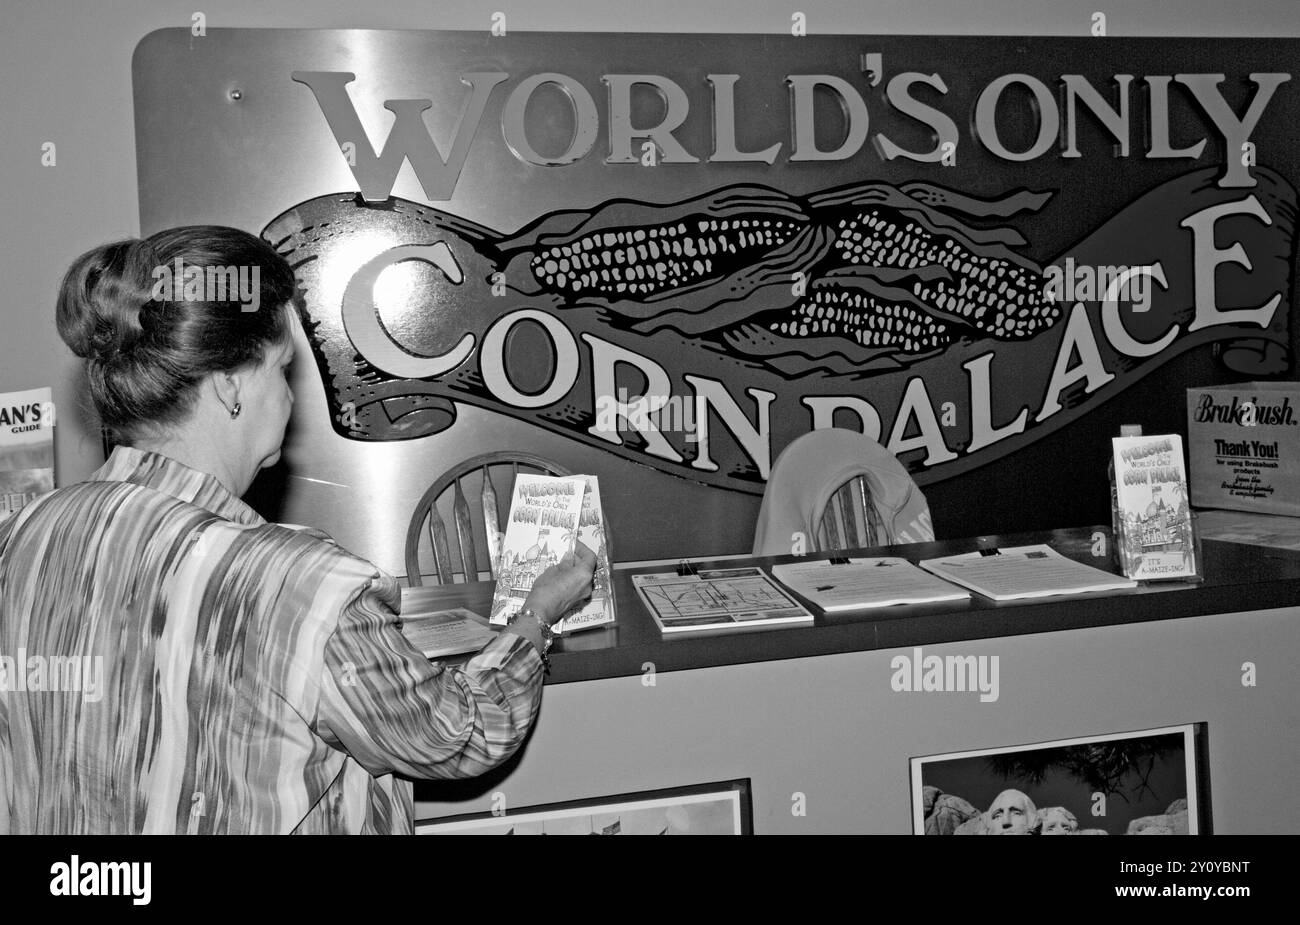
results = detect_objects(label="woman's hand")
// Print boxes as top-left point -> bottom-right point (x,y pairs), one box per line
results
522,541 -> 598,625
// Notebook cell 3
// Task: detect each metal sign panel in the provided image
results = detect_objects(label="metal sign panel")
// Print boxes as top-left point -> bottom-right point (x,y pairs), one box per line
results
134,29 -> 1298,573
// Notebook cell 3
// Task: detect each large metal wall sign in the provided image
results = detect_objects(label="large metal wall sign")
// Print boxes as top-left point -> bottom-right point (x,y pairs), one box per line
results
134,30 -> 1298,571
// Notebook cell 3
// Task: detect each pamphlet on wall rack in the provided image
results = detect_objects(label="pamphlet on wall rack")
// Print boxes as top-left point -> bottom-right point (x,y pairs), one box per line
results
0,387 -> 55,523
632,567 -> 815,635
918,545 -> 1138,601
399,589 -> 497,659
770,558 -> 970,611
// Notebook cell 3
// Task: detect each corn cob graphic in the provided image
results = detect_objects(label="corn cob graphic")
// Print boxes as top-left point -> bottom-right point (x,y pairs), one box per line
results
493,181 -> 1057,355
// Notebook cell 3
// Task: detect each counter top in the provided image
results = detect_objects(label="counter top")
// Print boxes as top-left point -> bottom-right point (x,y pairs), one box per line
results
1194,508 -> 1300,551
409,527 -> 1300,684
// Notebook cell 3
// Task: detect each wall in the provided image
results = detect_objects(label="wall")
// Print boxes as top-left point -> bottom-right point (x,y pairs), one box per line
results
4,0 -> 1300,568
413,606 -> 1300,833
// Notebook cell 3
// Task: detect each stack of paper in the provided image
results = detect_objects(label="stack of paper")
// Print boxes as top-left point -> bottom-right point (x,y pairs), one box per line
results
399,590 -> 497,659
771,557 -> 970,611
918,545 -> 1138,601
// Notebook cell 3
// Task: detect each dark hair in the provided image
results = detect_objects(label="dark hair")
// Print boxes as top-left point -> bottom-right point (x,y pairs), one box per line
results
56,226 -> 297,444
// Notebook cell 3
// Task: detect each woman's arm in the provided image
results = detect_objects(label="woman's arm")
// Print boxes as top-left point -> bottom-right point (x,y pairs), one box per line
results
313,546 -> 595,780
314,580 -> 544,780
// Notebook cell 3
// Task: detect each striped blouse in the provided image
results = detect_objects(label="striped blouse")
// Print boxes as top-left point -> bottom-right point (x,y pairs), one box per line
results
0,446 -> 544,834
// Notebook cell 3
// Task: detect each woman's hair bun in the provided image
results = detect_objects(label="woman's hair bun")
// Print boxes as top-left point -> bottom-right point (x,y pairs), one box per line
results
56,238 -> 158,361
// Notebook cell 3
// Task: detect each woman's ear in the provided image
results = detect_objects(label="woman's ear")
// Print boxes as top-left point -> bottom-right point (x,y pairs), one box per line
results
209,367 -> 244,417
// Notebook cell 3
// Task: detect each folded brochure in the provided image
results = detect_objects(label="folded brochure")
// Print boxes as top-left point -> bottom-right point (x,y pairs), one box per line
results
1112,433 -> 1198,580
771,557 -> 970,611
488,473 -> 615,633
553,474 -> 615,634
489,473 -> 586,626
633,567 -> 814,634
919,544 -> 1137,601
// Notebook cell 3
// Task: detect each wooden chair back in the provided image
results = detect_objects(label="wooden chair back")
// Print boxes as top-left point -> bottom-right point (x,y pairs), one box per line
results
405,452 -> 571,585
815,475 -> 887,551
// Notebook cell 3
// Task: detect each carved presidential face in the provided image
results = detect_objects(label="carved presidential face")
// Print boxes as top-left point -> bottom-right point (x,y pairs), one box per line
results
1039,807 -> 1078,835
986,789 -> 1036,835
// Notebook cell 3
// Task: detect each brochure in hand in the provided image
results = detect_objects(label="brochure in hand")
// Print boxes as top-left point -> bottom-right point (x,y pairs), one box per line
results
552,475 -> 616,634
488,473 -> 616,633
489,474 -> 586,625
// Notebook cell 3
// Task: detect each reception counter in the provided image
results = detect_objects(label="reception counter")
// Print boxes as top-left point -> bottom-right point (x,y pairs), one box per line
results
411,528 -> 1300,833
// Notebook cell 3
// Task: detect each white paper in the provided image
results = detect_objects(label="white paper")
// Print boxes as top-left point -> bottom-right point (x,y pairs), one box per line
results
397,601 -> 497,659
772,558 -> 970,611
919,544 -> 1137,601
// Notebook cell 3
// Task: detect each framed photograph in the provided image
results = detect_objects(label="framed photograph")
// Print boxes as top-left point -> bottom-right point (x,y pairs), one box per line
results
416,779 -> 752,835
911,724 -> 1210,835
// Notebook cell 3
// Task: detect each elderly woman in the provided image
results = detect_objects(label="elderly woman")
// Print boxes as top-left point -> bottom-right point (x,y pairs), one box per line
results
0,226 -> 594,834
